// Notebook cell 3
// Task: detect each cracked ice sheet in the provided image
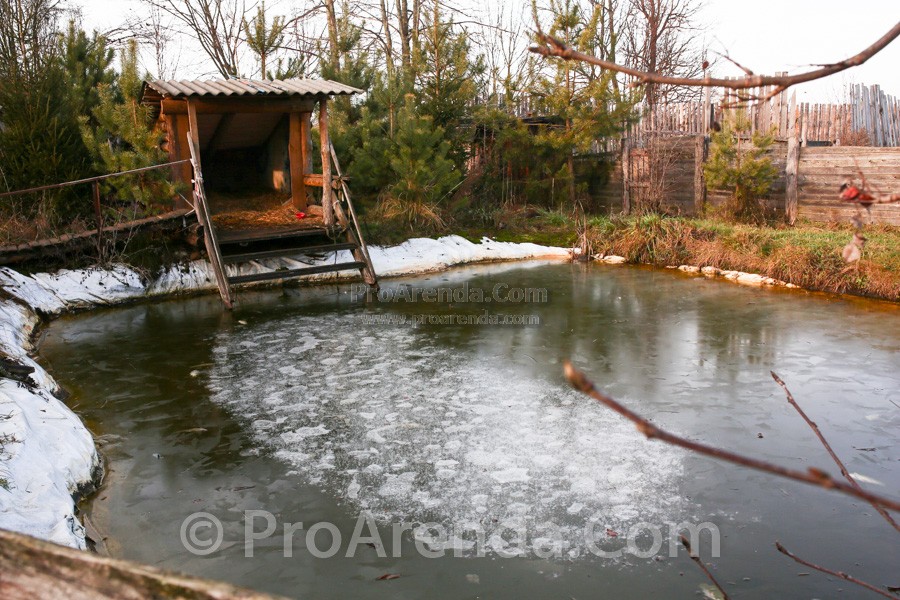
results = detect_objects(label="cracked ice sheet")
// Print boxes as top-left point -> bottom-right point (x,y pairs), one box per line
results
208,315 -> 689,559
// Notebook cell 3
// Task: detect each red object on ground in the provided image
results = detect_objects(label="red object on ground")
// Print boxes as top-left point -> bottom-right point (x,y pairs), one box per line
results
295,212 -> 306,219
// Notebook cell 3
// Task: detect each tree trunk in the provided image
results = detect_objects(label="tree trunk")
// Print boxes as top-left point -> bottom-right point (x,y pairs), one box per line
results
323,0 -> 339,71
379,0 -> 394,74
395,0 -> 410,69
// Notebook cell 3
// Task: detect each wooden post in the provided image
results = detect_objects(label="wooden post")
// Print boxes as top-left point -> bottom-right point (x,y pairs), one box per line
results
693,134 -> 707,215
165,111 -> 193,209
621,138 -> 631,214
288,112 -> 307,210
92,181 -> 103,259
300,112 -> 312,202
319,97 -> 334,227
186,100 -> 202,171
785,93 -> 801,225
702,81 -> 711,134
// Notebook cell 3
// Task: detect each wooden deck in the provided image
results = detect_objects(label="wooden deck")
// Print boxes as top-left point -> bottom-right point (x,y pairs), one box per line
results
216,223 -> 338,245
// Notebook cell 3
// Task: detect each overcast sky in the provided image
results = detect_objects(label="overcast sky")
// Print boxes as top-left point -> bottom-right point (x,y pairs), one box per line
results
73,0 -> 900,101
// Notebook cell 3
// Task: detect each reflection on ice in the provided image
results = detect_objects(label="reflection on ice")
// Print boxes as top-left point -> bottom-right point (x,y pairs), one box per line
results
208,314 -> 688,557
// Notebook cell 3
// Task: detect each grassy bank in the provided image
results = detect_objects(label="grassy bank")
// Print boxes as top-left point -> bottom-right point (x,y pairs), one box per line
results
448,211 -> 898,301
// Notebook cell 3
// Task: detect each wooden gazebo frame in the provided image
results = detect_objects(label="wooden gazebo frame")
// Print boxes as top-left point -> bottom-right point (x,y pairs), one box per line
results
140,78 -> 377,308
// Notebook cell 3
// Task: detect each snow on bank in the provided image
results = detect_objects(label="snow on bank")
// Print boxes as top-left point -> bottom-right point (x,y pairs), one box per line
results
0,299 -> 98,549
0,235 -> 570,549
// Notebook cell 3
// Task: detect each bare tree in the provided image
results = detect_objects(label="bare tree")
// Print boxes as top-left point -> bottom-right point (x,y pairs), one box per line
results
476,1 -> 531,108
129,2 -> 181,79
622,0 -> 704,110
142,0 -> 251,78
531,21 -> 900,101
0,0 -> 64,81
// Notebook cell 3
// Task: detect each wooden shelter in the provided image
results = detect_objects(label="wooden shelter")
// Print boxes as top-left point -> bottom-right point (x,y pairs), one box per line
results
140,78 -> 378,308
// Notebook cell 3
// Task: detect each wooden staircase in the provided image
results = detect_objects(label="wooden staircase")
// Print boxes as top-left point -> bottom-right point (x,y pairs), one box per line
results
187,134 -> 377,309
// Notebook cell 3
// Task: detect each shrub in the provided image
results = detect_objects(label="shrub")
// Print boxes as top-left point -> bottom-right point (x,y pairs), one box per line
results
704,113 -> 778,222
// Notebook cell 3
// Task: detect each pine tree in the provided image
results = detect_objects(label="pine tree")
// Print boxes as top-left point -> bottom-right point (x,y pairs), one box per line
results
79,40 -> 178,211
415,5 -> 482,170
376,95 -> 460,231
242,2 -> 288,79
0,5 -> 92,218
61,21 -> 115,121
704,113 -> 778,222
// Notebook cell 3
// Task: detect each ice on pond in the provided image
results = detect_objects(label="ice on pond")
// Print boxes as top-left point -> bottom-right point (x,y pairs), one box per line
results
208,315 -> 689,558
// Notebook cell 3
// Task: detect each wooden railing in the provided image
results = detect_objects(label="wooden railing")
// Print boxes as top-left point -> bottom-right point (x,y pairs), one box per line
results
186,132 -> 233,308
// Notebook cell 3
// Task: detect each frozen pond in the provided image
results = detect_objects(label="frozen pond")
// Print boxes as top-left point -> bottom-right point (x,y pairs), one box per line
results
40,261 -> 900,598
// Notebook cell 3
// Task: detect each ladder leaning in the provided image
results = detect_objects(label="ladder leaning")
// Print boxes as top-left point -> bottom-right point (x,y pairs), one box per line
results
187,132 -> 233,309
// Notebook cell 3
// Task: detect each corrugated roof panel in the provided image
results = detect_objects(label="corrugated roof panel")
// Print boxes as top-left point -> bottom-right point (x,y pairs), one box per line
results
144,78 -> 362,101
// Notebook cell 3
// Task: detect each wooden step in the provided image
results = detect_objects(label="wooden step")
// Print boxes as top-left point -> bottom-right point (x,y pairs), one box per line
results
227,261 -> 368,285
222,242 -> 358,264
218,226 -> 343,245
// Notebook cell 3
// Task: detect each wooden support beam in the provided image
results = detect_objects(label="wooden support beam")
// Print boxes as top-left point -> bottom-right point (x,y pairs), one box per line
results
301,174 -> 345,188
319,97 -> 334,226
301,113 -> 313,174
622,139 -> 631,214
289,112 -> 307,210
693,134 -> 708,215
166,114 -> 193,208
785,93 -> 801,225
204,112 -> 236,155
161,97 -> 315,115
186,100 -> 202,171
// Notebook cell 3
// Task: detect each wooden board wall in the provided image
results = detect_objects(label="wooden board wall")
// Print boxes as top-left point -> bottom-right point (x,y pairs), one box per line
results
797,146 -> 900,225
608,137 -> 900,225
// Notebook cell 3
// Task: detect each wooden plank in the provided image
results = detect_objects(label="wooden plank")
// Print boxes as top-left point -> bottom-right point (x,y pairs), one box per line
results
218,226 -> 334,244
319,97 -> 334,227
186,107 -> 233,309
0,528 -> 285,600
222,242 -> 358,264
288,112 -> 307,210
228,261 -> 367,285
161,97 -> 316,115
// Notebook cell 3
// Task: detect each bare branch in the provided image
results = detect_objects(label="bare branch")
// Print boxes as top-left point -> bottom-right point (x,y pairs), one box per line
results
771,372 -> 900,533
680,535 -> 731,600
530,21 -> 900,92
563,362 -> 900,513
775,542 -> 899,599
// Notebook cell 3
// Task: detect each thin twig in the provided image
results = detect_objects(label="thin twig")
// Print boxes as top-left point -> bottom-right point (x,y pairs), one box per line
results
563,362 -> 900,513
680,535 -> 731,600
775,542 -> 899,599
529,22 -> 900,92
771,372 -> 900,533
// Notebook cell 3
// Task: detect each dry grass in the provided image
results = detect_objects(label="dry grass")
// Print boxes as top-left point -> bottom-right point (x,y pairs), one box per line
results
588,215 -> 900,301
374,195 -> 446,233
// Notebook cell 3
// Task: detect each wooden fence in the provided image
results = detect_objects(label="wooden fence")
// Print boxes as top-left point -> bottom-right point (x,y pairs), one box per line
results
626,83 -> 900,148
606,135 -> 900,225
